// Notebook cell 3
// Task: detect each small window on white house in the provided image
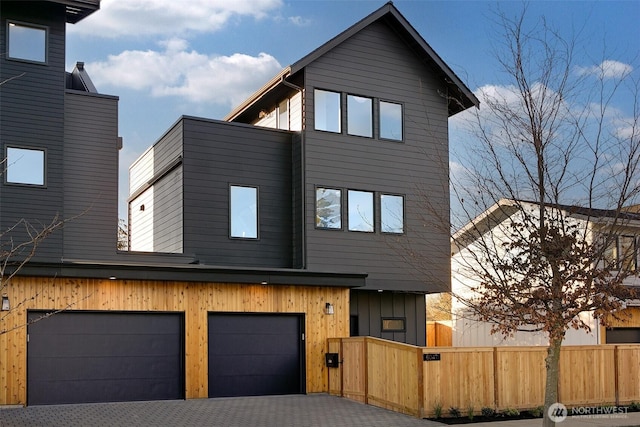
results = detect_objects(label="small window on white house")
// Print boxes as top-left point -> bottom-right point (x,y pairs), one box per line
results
316,187 -> 342,229
348,190 -> 374,232
8,22 -> 47,63
230,185 -> 258,239
347,95 -> 373,138
314,89 -> 341,133
619,235 -> 636,271
278,99 -> 289,130
381,194 -> 404,234
6,147 -> 45,186
380,101 -> 403,141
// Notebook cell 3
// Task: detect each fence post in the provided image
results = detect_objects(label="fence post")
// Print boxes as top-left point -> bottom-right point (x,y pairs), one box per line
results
493,347 -> 499,410
364,337 -> 369,405
614,345 -> 620,406
417,347 -> 425,418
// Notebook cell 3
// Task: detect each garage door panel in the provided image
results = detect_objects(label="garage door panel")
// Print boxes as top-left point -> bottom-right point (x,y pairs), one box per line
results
208,313 -> 304,398
27,311 -> 184,405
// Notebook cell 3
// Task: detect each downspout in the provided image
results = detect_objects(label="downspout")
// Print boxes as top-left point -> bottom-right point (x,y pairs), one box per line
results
281,75 -> 306,269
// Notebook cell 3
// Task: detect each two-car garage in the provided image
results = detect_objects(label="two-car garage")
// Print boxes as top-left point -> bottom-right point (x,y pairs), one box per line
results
27,311 -> 305,405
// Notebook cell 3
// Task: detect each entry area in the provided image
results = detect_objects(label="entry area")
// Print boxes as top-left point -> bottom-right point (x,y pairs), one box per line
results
208,313 -> 305,397
27,311 -> 185,405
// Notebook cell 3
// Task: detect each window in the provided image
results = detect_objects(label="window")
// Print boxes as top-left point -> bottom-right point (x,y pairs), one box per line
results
8,21 -> 47,63
619,235 -> 636,271
380,101 -> 403,141
382,317 -> 406,332
5,147 -> 45,186
381,194 -> 404,233
316,188 -> 341,229
347,95 -> 372,137
230,185 -> 258,239
314,89 -> 341,133
278,99 -> 289,130
348,190 -> 374,232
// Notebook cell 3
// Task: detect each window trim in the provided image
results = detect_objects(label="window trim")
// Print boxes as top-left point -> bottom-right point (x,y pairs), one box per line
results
346,93 -> 373,138
4,145 -> 47,187
313,89 -> 342,134
380,193 -> 405,234
6,20 -> 48,65
229,184 -> 259,240
315,186 -> 343,230
379,100 -> 404,142
381,317 -> 406,332
347,189 -> 375,233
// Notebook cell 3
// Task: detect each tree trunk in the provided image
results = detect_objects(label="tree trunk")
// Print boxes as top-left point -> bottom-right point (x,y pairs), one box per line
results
543,337 -> 562,427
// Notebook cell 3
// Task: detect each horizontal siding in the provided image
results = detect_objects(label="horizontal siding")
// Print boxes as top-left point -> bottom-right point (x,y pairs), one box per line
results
129,188 -> 154,252
290,92 -> 303,131
181,118 -> 293,267
303,20 -> 450,292
63,91 -> 120,260
129,147 -> 154,195
153,166 -> 183,253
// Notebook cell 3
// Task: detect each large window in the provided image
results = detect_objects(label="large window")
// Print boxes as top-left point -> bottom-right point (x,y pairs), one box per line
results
348,190 -> 374,232
347,95 -> 373,138
314,89 -> 341,133
5,146 -> 45,186
603,234 -> 637,271
230,185 -> 258,239
316,188 -> 342,229
381,194 -> 404,233
8,21 -> 47,63
380,101 -> 403,141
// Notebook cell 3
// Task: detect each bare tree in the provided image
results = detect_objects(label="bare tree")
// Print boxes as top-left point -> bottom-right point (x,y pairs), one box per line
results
441,7 -> 639,426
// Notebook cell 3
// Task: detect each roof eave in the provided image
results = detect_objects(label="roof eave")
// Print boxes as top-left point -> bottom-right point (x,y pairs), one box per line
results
224,67 -> 291,122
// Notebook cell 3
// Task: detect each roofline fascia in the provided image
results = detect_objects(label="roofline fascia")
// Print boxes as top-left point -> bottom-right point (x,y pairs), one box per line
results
224,67 -> 292,122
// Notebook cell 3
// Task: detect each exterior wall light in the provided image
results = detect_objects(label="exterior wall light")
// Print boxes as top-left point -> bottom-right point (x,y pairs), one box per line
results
325,302 -> 334,315
1,294 -> 9,311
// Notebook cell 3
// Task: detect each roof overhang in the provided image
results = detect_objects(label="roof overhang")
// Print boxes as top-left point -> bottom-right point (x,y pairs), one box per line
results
45,0 -> 100,24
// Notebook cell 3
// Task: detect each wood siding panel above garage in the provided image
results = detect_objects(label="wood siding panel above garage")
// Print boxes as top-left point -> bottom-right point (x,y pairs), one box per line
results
0,276 -> 349,405
303,20 -> 450,293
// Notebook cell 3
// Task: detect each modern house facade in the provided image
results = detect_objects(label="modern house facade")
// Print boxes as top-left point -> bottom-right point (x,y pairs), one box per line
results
1,1 -> 475,406
451,199 -> 640,346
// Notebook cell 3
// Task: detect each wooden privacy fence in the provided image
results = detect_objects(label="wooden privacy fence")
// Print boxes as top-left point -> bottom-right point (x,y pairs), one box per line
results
327,337 -> 640,418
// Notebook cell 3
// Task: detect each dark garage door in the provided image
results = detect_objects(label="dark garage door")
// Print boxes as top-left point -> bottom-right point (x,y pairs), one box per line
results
607,327 -> 640,343
27,311 -> 184,405
208,313 -> 304,397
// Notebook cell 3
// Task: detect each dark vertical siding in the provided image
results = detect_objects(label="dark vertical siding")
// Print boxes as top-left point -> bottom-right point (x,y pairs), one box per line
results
182,118 -> 293,267
0,2 -> 67,261
63,91 -> 120,260
350,289 -> 426,346
303,20 -> 450,293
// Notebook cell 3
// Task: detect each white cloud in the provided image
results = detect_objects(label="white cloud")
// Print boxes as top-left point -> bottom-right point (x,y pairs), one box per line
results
576,60 -> 633,79
87,39 -> 283,107
289,16 -> 312,27
71,0 -> 283,37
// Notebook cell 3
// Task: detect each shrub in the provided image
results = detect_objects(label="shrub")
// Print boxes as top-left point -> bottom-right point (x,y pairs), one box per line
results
481,407 -> 496,417
503,407 -> 520,417
466,404 -> 475,420
432,401 -> 443,419
530,406 -> 544,418
449,406 -> 461,418
629,401 -> 640,412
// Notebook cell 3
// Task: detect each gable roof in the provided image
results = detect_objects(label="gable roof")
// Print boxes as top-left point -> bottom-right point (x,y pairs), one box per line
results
225,2 -> 479,122
452,198 -> 640,255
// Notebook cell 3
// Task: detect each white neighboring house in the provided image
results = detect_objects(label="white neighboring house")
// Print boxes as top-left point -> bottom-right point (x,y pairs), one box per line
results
451,199 -> 640,346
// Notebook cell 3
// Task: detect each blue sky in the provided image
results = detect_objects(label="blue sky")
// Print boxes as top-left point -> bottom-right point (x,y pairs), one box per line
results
64,0 -> 640,219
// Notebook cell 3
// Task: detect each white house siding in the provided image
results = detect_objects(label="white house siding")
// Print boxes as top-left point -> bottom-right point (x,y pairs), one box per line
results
129,147 -> 154,195
129,187 -> 154,252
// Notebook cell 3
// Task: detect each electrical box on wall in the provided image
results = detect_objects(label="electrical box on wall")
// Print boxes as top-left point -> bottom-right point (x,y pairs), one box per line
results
325,353 -> 339,368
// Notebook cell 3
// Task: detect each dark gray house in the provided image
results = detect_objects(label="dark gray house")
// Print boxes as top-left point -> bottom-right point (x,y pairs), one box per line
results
128,2 -> 478,346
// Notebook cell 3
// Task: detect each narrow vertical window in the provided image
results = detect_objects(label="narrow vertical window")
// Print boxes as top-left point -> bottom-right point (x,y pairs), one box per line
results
347,95 -> 373,137
8,22 -> 47,63
619,235 -> 636,271
381,194 -> 404,233
278,99 -> 289,130
348,190 -> 374,232
316,188 -> 341,229
230,185 -> 258,239
380,101 -> 403,141
314,89 -> 341,133
6,147 -> 45,186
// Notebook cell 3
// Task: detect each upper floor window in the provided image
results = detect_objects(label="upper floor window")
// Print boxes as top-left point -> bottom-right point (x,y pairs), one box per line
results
381,194 -> 404,234
347,95 -> 373,138
230,185 -> 258,239
314,89 -> 341,133
380,101 -> 403,141
602,234 -> 637,271
7,21 -> 47,64
278,99 -> 289,130
316,187 -> 342,229
5,146 -> 45,186
348,190 -> 374,232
